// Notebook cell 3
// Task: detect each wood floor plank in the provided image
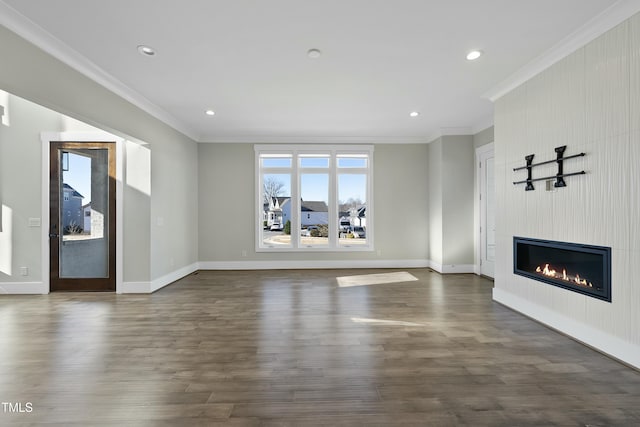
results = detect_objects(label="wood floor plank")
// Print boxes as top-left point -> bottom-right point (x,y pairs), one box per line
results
1,268 -> 640,425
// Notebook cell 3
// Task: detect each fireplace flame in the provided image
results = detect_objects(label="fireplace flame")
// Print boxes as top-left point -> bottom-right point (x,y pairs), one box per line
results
540,263 -> 556,277
572,274 -> 592,287
534,264 -> 594,288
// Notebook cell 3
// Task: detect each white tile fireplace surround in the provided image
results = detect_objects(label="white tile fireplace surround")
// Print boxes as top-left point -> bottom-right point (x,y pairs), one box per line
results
491,12 -> 640,369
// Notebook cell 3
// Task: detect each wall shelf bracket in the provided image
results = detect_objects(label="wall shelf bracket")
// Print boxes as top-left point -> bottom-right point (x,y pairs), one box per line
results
513,146 -> 585,191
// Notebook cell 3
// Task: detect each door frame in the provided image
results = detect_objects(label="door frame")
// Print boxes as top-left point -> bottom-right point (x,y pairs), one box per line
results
475,142 -> 494,278
41,132 -> 124,293
49,141 -> 116,291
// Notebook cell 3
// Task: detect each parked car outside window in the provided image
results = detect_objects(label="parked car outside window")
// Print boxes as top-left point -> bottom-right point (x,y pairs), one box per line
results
351,226 -> 366,238
301,226 -> 319,236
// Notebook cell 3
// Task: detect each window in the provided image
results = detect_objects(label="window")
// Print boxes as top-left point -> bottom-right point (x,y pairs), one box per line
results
256,145 -> 373,251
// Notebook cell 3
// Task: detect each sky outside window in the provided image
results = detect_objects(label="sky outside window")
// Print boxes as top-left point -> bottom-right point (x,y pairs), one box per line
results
63,152 -> 92,203
338,174 -> 366,204
337,157 -> 367,168
262,157 -> 292,168
263,173 -> 366,203
301,174 -> 328,202
300,156 -> 329,168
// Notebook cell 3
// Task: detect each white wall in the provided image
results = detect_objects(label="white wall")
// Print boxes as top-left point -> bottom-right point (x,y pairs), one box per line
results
473,126 -> 494,149
493,13 -> 640,368
149,130 -> 199,289
0,93 -> 64,284
198,143 -> 430,268
442,136 -> 475,267
123,141 -> 151,284
428,138 -> 443,267
428,135 -> 476,273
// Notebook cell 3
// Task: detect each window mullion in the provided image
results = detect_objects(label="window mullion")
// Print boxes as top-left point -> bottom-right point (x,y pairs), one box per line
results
328,153 -> 337,248
291,152 -> 300,248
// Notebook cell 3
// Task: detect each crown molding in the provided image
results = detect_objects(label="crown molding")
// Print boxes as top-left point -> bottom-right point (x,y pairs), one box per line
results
199,135 -> 431,144
484,0 -> 640,102
426,127 -> 475,144
0,1 -> 199,141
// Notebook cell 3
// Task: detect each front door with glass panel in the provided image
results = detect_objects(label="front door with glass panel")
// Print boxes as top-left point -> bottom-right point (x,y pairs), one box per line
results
49,142 -> 115,291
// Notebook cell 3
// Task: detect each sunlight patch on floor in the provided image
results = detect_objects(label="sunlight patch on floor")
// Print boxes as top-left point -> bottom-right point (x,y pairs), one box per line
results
351,317 -> 423,327
336,271 -> 419,288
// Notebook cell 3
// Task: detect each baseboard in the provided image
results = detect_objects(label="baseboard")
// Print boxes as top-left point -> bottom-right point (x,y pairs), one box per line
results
0,282 -> 48,294
120,281 -> 151,294
198,259 -> 430,270
121,263 -> 198,294
428,261 -> 476,274
493,288 -> 640,370
0,260 -> 473,294
150,262 -> 199,293
442,264 -> 475,274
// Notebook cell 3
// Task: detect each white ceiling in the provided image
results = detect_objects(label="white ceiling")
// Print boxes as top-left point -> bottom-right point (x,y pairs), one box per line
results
0,0 -> 633,142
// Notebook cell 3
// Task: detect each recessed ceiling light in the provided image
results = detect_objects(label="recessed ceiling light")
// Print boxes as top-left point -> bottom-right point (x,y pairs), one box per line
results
137,45 -> 156,56
205,110 -> 215,116
410,111 -> 420,117
466,50 -> 482,61
307,48 -> 322,59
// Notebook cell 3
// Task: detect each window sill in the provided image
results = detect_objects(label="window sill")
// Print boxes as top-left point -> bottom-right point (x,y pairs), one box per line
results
256,246 -> 374,253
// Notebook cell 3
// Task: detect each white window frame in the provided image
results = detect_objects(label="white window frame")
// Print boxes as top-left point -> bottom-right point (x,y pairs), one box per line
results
255,144 -> 374,252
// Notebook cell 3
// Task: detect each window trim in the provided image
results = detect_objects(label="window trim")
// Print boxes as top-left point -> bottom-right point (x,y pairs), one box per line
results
255,144 -> 373,252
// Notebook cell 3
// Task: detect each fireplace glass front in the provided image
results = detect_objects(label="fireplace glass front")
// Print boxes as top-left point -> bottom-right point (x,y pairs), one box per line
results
513,237 -> 611,302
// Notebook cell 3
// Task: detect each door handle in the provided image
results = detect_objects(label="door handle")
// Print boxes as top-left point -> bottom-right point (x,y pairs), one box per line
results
49,233 -> 59,238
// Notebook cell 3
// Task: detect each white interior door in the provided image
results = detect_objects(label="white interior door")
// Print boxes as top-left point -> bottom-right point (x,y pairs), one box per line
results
478,144 -> 495,278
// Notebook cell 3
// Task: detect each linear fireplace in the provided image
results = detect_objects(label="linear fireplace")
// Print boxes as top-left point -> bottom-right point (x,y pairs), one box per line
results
513,237 -> 611,302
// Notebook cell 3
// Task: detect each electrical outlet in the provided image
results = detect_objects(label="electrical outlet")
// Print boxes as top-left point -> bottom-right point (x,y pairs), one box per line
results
20,267 -> 29,276
28,218 -> 41,227
545,179 -> 557,192
241,250 -> 248,257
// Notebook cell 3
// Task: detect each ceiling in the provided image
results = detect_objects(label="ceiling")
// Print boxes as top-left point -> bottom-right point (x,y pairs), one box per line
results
0,0 -> 630,142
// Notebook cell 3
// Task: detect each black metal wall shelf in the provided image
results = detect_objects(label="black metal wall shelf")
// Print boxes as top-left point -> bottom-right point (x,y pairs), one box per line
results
513,146 -> 585,191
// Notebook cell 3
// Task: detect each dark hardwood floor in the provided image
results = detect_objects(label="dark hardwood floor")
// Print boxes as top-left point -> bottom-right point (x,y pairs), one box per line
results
1,269 -> 639,426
